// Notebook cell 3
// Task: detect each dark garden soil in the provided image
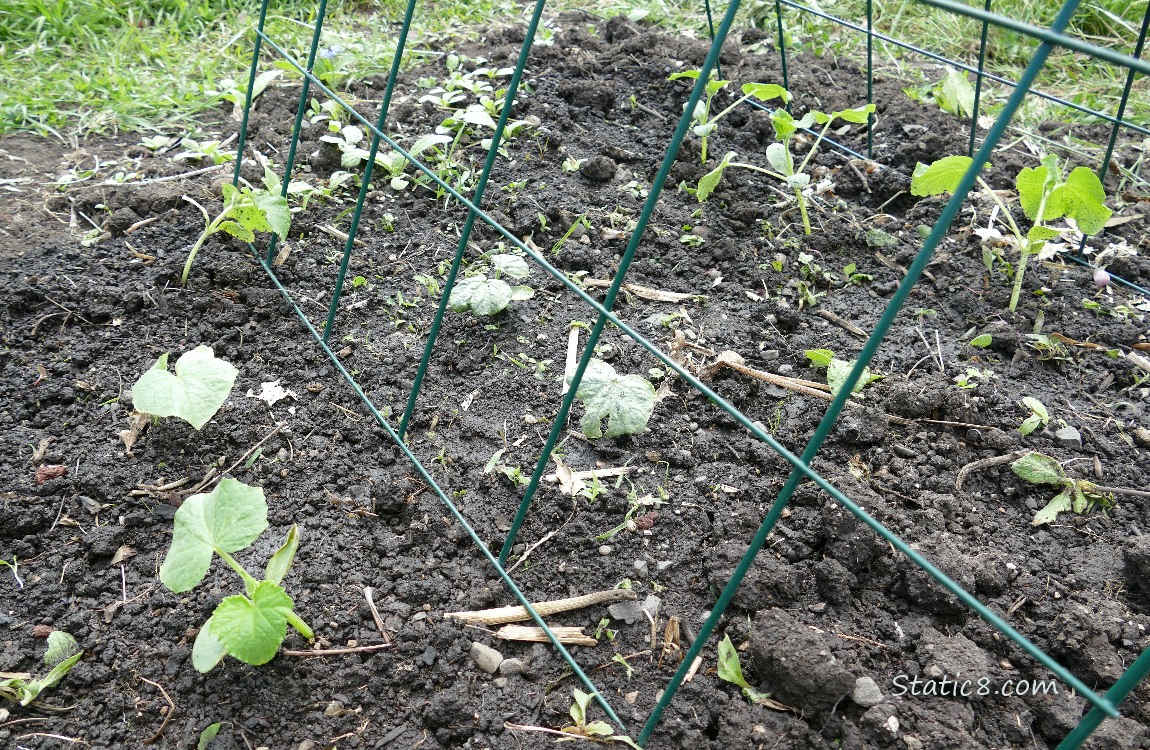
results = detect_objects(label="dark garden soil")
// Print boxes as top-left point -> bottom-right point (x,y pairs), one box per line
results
3,11 -> 1150,750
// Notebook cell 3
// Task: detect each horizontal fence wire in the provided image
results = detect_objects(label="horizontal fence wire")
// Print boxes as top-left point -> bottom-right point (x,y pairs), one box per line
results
233,0 -> 1150,745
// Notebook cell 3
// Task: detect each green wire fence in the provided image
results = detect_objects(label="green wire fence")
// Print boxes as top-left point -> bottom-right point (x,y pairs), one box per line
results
226,0 -> 1150,746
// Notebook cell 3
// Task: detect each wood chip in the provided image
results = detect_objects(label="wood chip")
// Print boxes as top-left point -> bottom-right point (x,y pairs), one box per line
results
494,625 -> 597,647
446,588 -> 637,626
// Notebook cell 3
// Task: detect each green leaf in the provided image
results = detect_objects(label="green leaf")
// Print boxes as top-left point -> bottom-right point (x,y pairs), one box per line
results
697,151 -> 736,202
210,581 -> 296,665
804,349 -> 835,368
910,155 -> 976,197
969,334 -> 992,348
693,122 -> 717,138
831,103 -> 876,123
574,359 -> 656,439
1026,225 -> 1061,243
215,220 -> 255,243
1048,167 -> 1111,235
571,688 -> 594,726
19,651 -> 82,706
938,69 -> 975,117
1011,452 -> 1065,486
509,285 -> 534,301
198,722 -> 223,750
132,345 -> 238,430
408,133 -> 453,157
1032,486 -> 1073,526
1021,396 -> 1048,422
492,253 -> 531,280
159,478 -> 268,593
704,79 -> 730,97
668,70 -> 702,81
448,275 -> 519,316
717,634 -> 753,690
826,358 -> 881,396
583,721 -> 615,737
765,142 -> 790,175
192,617 -> 228,673
740,82 -> 789,103
252,190 -> 291,239
1016,164 -> 1051,220
1019,414 -> 1043,436
264,525 -> 300,585
43,631 -> 80,668
770,109 -> 797,140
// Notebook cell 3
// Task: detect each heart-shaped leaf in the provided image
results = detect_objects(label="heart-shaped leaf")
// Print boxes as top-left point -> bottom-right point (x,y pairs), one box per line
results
132,346 -> 238,429
210,581 -> 296,665
159,478 -> 268,593
573,359 -> 656,439
192,616 -> 228,673
911,155 -> 977,197
449,275 -> 521,316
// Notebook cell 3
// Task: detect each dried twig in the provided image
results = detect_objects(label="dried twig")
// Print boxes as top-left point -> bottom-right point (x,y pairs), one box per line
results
446,589 -> 637,626
494,625 -> 597,646
281,644 -> 393,657
955,450 -> 1028,491
138,675 -> 176,744
363,587 -> 391,644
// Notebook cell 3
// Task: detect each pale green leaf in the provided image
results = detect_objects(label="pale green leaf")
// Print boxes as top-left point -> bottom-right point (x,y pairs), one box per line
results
198,722 -> 223,750
571,688 -> 594,725
342,125 -> 364,144
264,525 -> 300,585
216,220 -> 255,243
492,253 -> 531,280
765,142 -> 790,175
969,334 -> 992,347
19,652 -> 82,706
668,70 -> 701,81
43,631 -> 80,668
448,275 -> 518,316
1016,164 -> 1051,220
133,345 -> 238,430
804,349 -> 835,368
210,581 -> 295,665
408,133 -> 452,157
1021,396 -> 1048,422
1026,225 -> 1060,243
910,155 -> 975,197
697,151 -> 735,202
693,122 -> 717,138
1031,487 -> 1073,526
827,358 -> 881,396
1019,414 -> 1043,436
159,478 -> 268,593
509,285 -> 534,301
1011,452 -> 1065,486
831,103 -> 876,123
252,190 -> 291,239
741,82 -> 789,103
192,617 -> 228,673
939,69 -> 975,117
717,634 -> 753,690
583,721 -> 615,738
1048,167 -> 1111,235
574,359 -> 656,439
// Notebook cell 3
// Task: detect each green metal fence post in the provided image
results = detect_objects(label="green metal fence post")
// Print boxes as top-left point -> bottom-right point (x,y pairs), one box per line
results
774,0 -> 791,103
639,0 -> 1098,743
865,0 -> 874,158
321,0 -> 419,343
495,0 -> 745,568
397,0 -> 548,440
1056,645 -> 1150,749
231,0 -> 273,187
968,0 -> 992,158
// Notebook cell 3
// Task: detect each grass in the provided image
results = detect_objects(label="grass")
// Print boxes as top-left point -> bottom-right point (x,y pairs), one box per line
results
0,0 -> 1145,143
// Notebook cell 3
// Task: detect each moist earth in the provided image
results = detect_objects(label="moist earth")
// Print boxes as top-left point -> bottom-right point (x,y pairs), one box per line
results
2,13 -> 1150,750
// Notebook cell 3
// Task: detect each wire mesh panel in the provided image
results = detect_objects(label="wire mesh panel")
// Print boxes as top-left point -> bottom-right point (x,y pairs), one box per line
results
227,0 -> 1150,746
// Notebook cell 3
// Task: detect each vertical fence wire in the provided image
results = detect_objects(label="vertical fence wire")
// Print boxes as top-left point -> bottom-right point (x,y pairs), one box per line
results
397,0 -> 548,439
230,0 -> 272,188
495,0 -> 745,567
968,0 -> 992,157
774,0 -> 791,104
322,0 -> 419,342
1097,0 -> 1150,191
266,0 -> 329,265
865,0 -> 874,158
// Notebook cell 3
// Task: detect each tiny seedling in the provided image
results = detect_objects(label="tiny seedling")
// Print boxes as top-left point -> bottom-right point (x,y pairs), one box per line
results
159,478 -> 314,672
0,555 -> 22,588
562,689 -> 641,747
1011,452 -> 1110,526
133,346 -> 238,430
172,137 -> 236,165
903,68 -> 976,118
0,631 -> 82,708
181,182 -> 290,285
448,253 -> 535,316
668,70 -> 788,164
953,366 -> 996,389
717,634 -> 771,704
697,101 -> 875,234
804,349 -> 882,397
1018,396 -> 1050,436
842,263 -> 873,284
969,334 -> 993,348
571,359 -> 657,439
911,154 -> 1111,312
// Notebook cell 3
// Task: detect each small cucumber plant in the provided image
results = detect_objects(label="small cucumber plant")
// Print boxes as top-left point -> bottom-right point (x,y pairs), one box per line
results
133,346 -> 238,430
571,359 -> 657,439
1011,451 -> 1110,526
182,181 -> 290,285
448,252 -> 534,316
0,631 -> 82,708
805,349 -> 883,397
160,478 -> 314,672
697,101 -> 875,234
668,69 -> 788,164
911,154 -> 1111,312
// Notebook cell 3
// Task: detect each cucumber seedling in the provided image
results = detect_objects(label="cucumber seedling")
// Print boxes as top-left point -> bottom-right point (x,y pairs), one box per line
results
133,345 -> 238,430
181,181 -> 290,285
571,359 -> 657,439
668,69 -> 788,164
911,154 -> 1111,312
697,102 -> 876,234
448,252 -> 534,316
159,478 -> 314,672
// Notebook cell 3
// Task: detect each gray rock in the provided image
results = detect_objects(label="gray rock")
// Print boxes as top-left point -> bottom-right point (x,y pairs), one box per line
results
1124,536 -> 1150,594
641,594 -> 661,617
656,560 -> 673,573
598,545 -> 613,556
633,560 -> 649,578
607,599 -> 646,624
499,657 -> 531,676
469,642 -> 503,674
851,676 -> 884,707
1054,426 -> 1082,449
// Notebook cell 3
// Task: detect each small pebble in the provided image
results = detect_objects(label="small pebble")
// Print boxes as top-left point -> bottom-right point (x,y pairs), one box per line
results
1054,426 -> 1082,449
633,560 -> 649,578
852,676 -> 884,707
598,545 -> 613,556
469,642 -> 503,674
